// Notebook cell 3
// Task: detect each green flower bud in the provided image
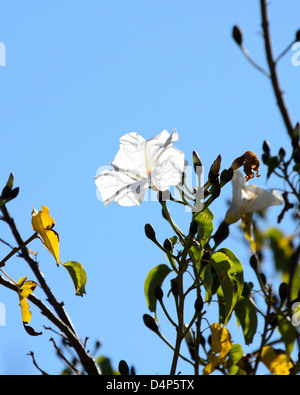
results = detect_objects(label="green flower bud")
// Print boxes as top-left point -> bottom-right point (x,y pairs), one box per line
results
232,25 -> 243,46
163,238 -> 172,251
250,255 -> 258,270
194,295 -> 204,313
263,140 -> 271,155
118,360 -> 130,375
279,282 -> 289,303
144,223 -> 156,241
193,151 -> 203,175
279,147 -> 286,159
143,314 -> 159,333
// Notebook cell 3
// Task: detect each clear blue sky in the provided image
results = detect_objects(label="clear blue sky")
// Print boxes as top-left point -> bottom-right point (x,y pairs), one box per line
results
0,0 -> 299,375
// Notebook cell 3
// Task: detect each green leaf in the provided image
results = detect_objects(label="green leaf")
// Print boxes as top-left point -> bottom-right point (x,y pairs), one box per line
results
227,344 -> 244,375
63,261 -> 87,297
144,264 -> 172,314
195,208 -> 214,248
218,248 -> 244,300
234,296 -> 257,345
210,249 -> 244,325
97,356 -> 119,375
277,315 -> 297,357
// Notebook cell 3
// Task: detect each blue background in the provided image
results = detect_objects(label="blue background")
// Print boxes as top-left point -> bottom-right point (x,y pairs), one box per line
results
0,0 -> 299,375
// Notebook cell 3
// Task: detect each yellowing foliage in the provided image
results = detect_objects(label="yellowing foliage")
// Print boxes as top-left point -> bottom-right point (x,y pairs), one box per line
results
203,323 -> 232,375
17,276 -> 37,324
31,205 -> 60,266
261,346 -> 293,375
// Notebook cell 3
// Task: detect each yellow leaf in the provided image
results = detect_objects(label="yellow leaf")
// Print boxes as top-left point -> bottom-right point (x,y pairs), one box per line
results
17,276 -> 37,324
203,323 -> 232,375
261,346 -> 293,375
31,205 -> 60,266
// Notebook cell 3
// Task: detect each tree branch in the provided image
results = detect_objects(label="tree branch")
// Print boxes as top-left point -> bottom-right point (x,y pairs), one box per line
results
0,204 -> 76,334
260,0 -> 294,139
0,275 -> 101,375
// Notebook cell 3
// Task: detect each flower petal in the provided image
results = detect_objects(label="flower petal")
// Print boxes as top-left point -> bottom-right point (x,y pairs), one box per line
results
150,145 -> 185,191
111,133 -> 147,178
95,168 -> 148,206
145,129 -> 179,170
225,170 -> 284,224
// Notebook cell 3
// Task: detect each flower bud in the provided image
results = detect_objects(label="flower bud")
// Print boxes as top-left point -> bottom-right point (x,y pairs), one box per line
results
279,147 -> 286,159
193,151 -> 203,174
118,360 -> 129,375
194,295 -> 204,313
250,255 -> 258,270
144,223 -> 156,241
279,282 -> 289,303
232,25 -> 243,46
143,314 -> 159,333
163,238 -> 172,251
263,140 -> 271,155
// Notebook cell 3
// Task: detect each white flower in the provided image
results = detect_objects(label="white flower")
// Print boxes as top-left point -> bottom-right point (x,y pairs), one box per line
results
95,129 -> 185,206
225,170 -> 284,224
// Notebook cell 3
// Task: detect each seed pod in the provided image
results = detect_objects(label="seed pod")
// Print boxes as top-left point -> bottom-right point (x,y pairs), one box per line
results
232,25 -> 243,46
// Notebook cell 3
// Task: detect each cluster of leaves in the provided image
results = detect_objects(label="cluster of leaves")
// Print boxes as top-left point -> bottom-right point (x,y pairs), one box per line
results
142,148 -> 299,375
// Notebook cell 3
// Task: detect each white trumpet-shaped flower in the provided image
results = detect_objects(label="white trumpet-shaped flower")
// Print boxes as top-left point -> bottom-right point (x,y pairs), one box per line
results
225,170 -> 284,224
95,130 -> 185,206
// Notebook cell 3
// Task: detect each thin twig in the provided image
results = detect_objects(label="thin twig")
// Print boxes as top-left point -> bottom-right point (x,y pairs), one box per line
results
27,351 -> 49,375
